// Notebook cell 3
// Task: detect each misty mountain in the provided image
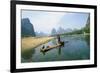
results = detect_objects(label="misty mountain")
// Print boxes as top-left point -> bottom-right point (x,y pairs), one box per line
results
57,27 -> 72,34
35,31 -> 47,37
21,18 -> 35,37
86,15 -> 90,27
82,16 -> 90,33
51,28 -> 57,35
51,27 -> 73,35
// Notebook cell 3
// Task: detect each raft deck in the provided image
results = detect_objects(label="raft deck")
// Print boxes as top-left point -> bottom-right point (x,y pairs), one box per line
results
40,44 -> 61,52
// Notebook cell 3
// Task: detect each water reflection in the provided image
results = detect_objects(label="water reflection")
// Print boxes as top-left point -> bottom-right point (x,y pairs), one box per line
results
21,48 -> 35,62
21,35 -> 90,63
84,35 -> 90,46
58,46 -> 62,55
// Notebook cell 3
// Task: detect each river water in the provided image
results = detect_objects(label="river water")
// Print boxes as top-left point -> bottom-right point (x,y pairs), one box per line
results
21,35 -> 90,63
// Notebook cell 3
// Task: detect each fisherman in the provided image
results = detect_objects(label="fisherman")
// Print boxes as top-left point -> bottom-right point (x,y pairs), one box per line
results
57,35 -> 61,44
57,35 -> 64,46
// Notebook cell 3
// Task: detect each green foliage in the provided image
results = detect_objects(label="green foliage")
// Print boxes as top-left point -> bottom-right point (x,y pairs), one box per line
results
83,26 -> 90,33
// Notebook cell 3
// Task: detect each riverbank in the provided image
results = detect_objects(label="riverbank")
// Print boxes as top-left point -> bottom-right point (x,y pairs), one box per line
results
22,36 -> 55,52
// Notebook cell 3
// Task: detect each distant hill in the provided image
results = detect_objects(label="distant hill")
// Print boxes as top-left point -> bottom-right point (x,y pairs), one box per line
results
86,15 -> 90,27
21,18 -> 35,37
51,28 -> 57,35
63,15 -> 90,35
57,27 -> 72,34
83,16 -> 90,33
51,27 -> 73,35
35,31 -> 47,37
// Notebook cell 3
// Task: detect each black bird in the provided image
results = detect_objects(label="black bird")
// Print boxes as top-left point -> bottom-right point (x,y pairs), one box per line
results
42,45 -> 45,49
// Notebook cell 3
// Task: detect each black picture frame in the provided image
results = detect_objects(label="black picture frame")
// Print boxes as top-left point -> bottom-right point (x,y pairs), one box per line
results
10,0 -> 97,73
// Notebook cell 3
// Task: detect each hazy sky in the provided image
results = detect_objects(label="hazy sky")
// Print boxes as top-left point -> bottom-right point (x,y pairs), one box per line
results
22,10 -> 89,34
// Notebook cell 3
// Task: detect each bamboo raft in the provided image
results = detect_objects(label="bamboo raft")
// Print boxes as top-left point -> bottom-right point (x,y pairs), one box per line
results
40,44 -> 62,52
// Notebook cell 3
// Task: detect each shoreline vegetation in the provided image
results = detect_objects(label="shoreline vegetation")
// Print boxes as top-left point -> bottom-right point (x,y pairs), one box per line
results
22,36 -> 55,52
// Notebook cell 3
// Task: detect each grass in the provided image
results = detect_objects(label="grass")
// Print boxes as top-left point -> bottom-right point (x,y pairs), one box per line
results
21,36 -> 54,52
